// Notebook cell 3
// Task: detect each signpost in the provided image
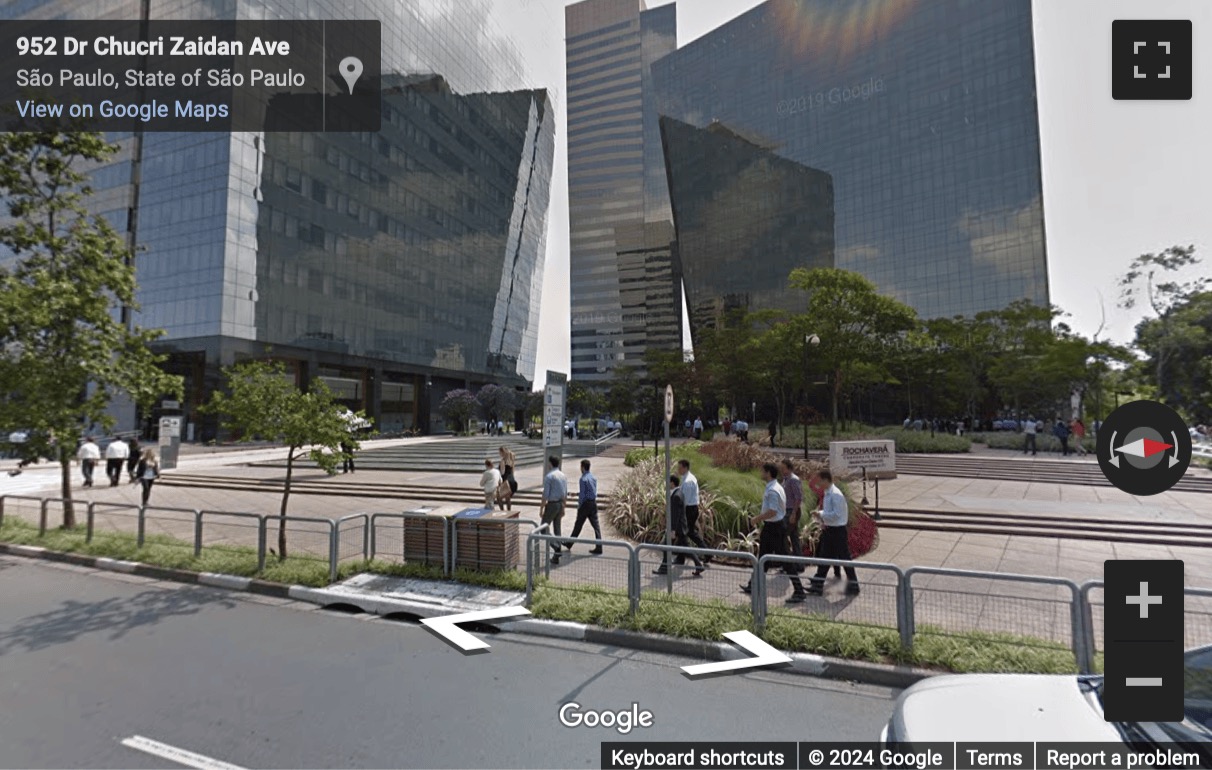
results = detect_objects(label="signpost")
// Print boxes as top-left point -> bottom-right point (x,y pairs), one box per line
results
542,371 -> 567,465
828,439 -> 896,519
158,415 -> 182,470
664,384 -> 673,594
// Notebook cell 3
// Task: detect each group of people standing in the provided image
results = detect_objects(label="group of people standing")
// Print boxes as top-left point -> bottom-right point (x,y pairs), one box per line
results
1022,416 -> 1089,457
76,436 -> 161,504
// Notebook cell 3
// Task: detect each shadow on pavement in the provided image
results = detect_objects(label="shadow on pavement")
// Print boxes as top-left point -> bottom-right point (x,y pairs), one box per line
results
0,586 -> 238,656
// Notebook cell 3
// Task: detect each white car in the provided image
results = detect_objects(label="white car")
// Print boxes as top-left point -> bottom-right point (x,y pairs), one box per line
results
883,646 -> 1212,747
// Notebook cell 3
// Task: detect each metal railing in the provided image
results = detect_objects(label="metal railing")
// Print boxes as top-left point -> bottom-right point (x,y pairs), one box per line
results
592,429 -> 621,454
5,491 -> 1212,675
758,554 -> 908,644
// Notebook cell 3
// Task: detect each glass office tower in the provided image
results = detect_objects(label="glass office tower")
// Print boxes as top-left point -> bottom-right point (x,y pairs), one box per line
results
659,117 -> 835,336
652,0 -> 1048,332
0,1 -> 555,438
566,0 -> 680,384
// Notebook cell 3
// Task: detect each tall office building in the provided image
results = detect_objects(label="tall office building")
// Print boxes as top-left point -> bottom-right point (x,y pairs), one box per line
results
659,117 -> 835,336
652,0 -> 1048,329
0,1 -> 556,438
566,0 -> 680,384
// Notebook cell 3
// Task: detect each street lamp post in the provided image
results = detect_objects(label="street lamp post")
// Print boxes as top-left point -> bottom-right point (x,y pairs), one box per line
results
803,333 -> 820,459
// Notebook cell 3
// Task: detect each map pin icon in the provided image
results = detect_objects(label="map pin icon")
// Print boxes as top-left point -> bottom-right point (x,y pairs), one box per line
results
339,56 -> 363,95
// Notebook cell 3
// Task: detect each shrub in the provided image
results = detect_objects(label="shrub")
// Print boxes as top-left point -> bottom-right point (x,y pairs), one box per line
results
607,439 -> 877,558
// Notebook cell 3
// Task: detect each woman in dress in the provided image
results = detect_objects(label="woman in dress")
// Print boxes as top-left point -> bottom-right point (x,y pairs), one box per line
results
497,445 -> 518,510
135,449 -> 160,506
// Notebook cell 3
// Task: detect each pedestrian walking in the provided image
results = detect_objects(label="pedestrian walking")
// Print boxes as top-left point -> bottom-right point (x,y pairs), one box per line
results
779,459 -> 806,570
723,418 -> 732,437
77,437 -> 99,487
693,416 -> 703,440
340,440 -> 356,473
135,449 -> 160,505
684,418 -> 692,438
497,419 -> 505,436
104,436 -> 129,487
567,459 -> 603,553
653,474 -> 705,576
126,437 -> 141,483
1053,418 -> 1070,456
479,458 -> 501,509
740,463 -> 807,602
767,420 -> 777,445
1023,415 -> 1037,455
1071,418 -> 1088,456
808,469 -> 859,595
675,459 -> 709,560
737,419 -> 749,443
497,445 -> 518,510
540,456 -> 567,564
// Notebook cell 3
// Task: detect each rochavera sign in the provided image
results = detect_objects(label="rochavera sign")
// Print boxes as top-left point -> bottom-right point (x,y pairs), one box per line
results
828,439 -> 896,480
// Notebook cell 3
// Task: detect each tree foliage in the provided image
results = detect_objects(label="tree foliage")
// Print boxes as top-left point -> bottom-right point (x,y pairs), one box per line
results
474,383 -> 515,424
0,129 -> 182,528
205,360 -> 359,559
1119,245 -> 1208,404
438,388 -> 477,433
788,267 -> 918,435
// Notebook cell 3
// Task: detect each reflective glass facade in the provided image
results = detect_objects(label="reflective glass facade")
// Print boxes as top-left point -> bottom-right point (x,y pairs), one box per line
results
1,1 -> 556,437
652,0 -> 1049,324
659,117 -> 835,335
566,0 -> 680,383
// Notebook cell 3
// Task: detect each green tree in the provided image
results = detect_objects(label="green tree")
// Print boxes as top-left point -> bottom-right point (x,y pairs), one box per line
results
788,268 -> 918,435
0,130 -> 181,529
475,383 -> 515,426
205,360 -> 358,559
566,380 -> 604,419
1133,291 -> 1212,422
438,389 -> 477,433
606,365 -> 642,424
1119,245 -> 1208,402
521,390 -> 544,431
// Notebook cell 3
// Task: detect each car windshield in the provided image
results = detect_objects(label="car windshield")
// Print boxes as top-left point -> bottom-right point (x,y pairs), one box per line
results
1091,648 -> 1212,748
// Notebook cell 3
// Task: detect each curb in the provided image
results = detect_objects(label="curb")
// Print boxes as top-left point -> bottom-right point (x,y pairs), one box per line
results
0,544 -> 933,689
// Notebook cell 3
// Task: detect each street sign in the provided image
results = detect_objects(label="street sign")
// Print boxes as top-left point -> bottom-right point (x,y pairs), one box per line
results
542,371 -> 567,459
160,400 -> 180,411
664,384 -> 674,423
158,416 -> 181,439
828,439 -> 897,480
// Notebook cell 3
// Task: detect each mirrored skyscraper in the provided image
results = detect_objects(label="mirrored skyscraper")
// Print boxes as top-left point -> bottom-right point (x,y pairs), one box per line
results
652,0 -> 1048,322
566,0 -> 680,384
0,0 -> 556,438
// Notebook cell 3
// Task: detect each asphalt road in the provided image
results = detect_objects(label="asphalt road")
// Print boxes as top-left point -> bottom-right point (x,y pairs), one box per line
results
0,556 -> 899,769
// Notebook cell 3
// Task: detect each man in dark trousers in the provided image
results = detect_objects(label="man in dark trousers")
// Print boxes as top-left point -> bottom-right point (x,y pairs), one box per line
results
740,463 -> 806,602
779,459 -> 806,572
809,469 -> 859,595
566,459 -> 602,554
540,455 -> 567,565
675,459 -> 709,562
653,474 -> 704,577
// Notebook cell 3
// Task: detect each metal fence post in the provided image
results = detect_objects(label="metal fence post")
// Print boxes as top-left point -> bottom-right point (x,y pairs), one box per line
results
628,545 -> 640,616
895,568 -> 913,652
256,515 -> 267,572
0,495 -> 6,529
361,515 -> 370,562
1077,581 -> 1100,674
902,568 -> 918,641
753,557 -> 766,633
525,530 -> 535,607
39,499 -> 49,536
86,502 -> 96,544
137,506 -> 146,547
193,510 -> 203,557
328,520 -> 340,583
369,514 -> 378,562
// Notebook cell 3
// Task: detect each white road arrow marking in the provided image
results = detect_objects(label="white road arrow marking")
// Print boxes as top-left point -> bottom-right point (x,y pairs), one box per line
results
681,630 -> 792,677
420,606 -> 531,651
121,736 -> 246,770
